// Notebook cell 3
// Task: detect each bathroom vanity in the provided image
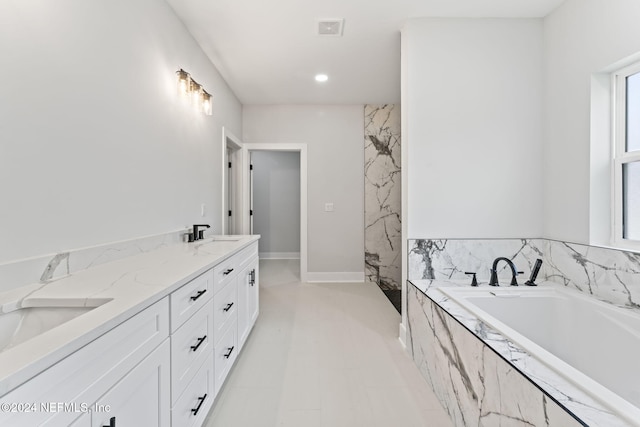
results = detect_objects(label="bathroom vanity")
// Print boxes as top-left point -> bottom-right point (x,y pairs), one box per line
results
0,235 -> 259,426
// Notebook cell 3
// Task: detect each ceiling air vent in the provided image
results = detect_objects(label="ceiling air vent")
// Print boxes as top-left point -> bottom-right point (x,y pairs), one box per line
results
317,19 -> 344,36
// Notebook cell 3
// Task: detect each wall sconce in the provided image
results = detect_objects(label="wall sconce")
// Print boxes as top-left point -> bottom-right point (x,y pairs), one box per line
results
176,68 -> 213,115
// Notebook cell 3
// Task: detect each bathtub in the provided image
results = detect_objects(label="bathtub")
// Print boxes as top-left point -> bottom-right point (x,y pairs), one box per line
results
439,285 -> 640,426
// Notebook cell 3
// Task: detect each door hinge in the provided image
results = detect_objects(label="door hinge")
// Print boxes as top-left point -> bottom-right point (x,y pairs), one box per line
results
250,210 -> 253,216
228,210 -> 232,217
250,164 -> 253,171
228,161 -> 232,168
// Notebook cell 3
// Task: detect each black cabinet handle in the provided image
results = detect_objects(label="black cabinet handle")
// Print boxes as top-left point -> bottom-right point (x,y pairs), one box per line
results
191,393 -> 208,416
190,289 -> 207,301
223,302 -> 234,312
249,269 -> 256,286
103,417 -> 116,427
223,268 -> 234,275
190,335 -> 207,352
224,346 -> 235,359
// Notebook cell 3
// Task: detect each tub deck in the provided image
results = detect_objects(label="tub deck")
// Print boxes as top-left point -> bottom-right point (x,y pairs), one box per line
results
408,279 -> 638,427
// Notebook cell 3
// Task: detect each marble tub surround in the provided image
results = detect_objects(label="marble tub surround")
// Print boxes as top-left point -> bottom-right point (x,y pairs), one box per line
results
544,239 -> 640,309
0,235 -> 258,396
364,104 -> 401,293
408,238 -> 640,311
0,228 -> 189,293
407,239 -> 545,283
407,279 -> 633,427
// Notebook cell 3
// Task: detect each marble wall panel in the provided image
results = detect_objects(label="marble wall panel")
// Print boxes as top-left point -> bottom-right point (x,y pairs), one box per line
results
407,238 -> 640,311
407,238 -> 545,284
544,240 -> 640,309
364,104 -> 401,291
407,285 -> 584,427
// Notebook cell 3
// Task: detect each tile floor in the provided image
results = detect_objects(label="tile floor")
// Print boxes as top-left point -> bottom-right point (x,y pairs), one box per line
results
204,259 -> 453,427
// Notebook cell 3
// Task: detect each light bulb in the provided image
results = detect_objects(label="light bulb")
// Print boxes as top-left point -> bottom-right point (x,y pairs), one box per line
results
176,69 -> 191,96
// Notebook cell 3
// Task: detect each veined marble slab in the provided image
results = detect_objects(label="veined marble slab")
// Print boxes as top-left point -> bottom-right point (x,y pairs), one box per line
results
408,279 -> 633,427
364,104 -> 401,291
408,238 -> 640,312
0,229 -> 187,293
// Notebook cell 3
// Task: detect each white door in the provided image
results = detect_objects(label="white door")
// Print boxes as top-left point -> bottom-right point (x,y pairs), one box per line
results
249,152 -> 254,234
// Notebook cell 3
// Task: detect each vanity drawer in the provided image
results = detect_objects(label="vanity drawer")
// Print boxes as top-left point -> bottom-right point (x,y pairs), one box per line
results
213,281 -> 238,344
236,242 -> 259,271
171,299 -> 214,404
214,321 -> 237,395
171,351 -> 214,427
170,269 -> 213,332
213,257 -> 239,294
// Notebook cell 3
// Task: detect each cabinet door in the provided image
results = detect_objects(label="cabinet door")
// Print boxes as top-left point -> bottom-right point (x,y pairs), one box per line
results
92,339 -> 170,427
247,260 -> 259,326
237,258 -> 259,349
69,413 -> 91,427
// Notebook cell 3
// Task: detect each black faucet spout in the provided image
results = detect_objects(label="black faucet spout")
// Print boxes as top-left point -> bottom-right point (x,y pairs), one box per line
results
192,224 -> 211,241
489,257 -> 519,286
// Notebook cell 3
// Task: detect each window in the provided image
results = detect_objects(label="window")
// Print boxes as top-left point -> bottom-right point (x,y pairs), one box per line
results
613,62 -> 640,246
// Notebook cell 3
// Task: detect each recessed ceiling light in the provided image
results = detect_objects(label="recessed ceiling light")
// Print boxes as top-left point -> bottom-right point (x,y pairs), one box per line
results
315,74 -> 328,82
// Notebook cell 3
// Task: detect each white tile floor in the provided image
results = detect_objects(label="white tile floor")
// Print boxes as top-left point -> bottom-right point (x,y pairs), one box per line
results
204,259 -> 453,427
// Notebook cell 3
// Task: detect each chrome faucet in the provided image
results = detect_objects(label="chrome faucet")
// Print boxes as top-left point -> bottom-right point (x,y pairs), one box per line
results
488,257 -> 521,286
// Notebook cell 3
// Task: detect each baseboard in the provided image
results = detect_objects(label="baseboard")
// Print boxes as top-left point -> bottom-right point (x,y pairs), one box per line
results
259,252 -> 300,259
306,271 -> 365,283
398,322 -> 407,350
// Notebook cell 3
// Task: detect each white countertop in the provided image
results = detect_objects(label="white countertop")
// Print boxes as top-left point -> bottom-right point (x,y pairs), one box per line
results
0,235 -> 259,396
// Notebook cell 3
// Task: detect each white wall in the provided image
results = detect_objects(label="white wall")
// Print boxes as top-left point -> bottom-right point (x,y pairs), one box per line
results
251,151 -> 301,257
543,0 -> 640,244
0,0 -> 242,263
402,18 -> 544,239
243,105 -> 364,275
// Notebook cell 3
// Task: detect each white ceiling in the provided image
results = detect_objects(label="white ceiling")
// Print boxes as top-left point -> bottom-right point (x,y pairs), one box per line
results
166,0 -> 566,105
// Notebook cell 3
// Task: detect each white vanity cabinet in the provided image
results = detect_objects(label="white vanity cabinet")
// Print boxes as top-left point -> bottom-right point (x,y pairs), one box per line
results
0,298 -> 169,427
211,242 -> 259,397
169,269 -> 215,426
0,239 -> 259,427
237,257 -> 259,350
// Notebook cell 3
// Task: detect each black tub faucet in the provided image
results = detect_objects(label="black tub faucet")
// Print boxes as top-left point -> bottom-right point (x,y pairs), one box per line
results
191,224 -> 210,241
489,257 -> 522,286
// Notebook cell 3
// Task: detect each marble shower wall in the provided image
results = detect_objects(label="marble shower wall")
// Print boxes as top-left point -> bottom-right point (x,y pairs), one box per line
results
0,229 -> 186,293
408,238 -> 640,311
364,104 -> 401,290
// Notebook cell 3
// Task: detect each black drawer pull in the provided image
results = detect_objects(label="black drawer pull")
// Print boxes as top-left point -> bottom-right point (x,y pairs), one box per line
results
191,393 -> 208,416
224,346 -> 235,359
103,417 -> 116,427
190,289 -> 207,301
190,335 -> 207,352
223,268 -> 234,275
223,302 -> 234,312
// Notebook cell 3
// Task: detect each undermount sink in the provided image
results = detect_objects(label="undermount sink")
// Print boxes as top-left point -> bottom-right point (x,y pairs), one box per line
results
209,236 -> 242,242
0,299 -> 110,352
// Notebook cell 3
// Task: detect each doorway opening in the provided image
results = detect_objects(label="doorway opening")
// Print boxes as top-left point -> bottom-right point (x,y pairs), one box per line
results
242,144 -> 308,283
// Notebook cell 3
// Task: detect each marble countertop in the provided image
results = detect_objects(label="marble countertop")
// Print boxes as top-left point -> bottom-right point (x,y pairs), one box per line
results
0,235 -> 259,396
409,279 -> 634,427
